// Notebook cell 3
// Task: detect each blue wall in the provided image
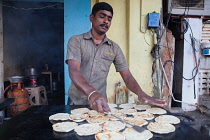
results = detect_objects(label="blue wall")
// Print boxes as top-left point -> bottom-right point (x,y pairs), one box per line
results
64,0 -> 91,104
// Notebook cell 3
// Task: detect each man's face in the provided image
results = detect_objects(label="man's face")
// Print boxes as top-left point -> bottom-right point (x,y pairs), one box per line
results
90,10 -> 113,35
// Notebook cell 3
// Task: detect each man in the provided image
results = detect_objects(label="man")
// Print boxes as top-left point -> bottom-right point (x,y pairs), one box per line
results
66,2 -> 166,113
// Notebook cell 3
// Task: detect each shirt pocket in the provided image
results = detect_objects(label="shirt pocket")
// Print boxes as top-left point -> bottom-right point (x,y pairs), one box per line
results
100,54 -> 115,72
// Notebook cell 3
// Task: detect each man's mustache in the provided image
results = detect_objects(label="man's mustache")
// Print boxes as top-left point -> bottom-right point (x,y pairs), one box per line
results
100,24 -> 108,29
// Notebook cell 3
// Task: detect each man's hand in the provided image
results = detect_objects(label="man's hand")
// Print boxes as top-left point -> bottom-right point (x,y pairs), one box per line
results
120,70 -> 167,107
88,92 -> 111,113
138,93 -> 167,107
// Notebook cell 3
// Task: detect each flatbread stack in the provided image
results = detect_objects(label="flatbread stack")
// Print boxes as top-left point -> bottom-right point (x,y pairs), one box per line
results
86,115 -> 109,124
74,123 -> 102,136
123,117 -> 148,127
155,115 -> 180,124
133,111 -> 154,120
49,113 -> 70,121
119,104 -> 135,109
88,110 -> 104,117
147,122 -> 175,134
95,130 -> 125,140
69,113 -> 88,122
102,121 -> 126,131
135,105 -> 151,111
52,122 -> 78,132
118,108 -> 137,115
122,127 -> 153,140
146,107 -> 167,115
71,108 -> 90,114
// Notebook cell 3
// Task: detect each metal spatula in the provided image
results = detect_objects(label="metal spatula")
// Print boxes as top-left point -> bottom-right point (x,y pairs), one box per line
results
109,113 -> 146,133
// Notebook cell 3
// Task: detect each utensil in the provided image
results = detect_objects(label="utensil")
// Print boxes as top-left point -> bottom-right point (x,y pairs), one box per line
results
109,113 -> 146,133
24,68 -> 40,77
8,76 -> 25,83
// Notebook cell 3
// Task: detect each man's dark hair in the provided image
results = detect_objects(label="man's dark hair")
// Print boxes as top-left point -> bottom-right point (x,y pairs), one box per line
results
91,2 -> 113,16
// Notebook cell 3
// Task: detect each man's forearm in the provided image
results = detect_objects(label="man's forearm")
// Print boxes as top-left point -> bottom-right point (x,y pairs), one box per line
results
120,70 -> 166,106
120,70 -> 146,97
124,75 -> 145,96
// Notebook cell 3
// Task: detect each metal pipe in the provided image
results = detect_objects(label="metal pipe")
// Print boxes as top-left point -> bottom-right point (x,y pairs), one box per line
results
153,32 -> 162,99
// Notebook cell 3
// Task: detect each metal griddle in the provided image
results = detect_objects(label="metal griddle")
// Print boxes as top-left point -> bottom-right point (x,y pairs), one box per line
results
0,105 -> 209,140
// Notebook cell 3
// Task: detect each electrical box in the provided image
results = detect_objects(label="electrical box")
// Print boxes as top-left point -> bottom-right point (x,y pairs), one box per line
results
148,13 -> 160,28
202,49 -> 210,55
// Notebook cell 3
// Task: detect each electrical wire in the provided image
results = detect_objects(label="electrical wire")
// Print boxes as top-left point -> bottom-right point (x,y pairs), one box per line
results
143,29 -> 153,46
2,85 -> 11,98
163,60 -> 198,81
171,18 -> 189,35
0,2 -> 63,10
193,67 -> 197,99
161,0 -> 201,105
160,20 -> 200,103
160,58 -> 197,107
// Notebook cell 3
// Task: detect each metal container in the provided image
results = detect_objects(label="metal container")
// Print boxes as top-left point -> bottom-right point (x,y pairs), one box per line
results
8,76 -> 25,83
24,68 -> 40,77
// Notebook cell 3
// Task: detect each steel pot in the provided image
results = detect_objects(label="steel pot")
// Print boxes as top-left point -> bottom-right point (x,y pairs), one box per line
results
24,68 -> 40,77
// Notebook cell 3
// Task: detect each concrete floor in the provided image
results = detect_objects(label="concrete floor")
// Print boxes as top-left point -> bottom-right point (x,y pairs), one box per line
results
170,107 -> 210,137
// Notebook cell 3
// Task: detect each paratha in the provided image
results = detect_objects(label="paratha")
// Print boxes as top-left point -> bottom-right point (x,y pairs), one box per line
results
49,113 -> 70,121
95,130 -> 125,140
122,127 -> 153,140
88,110 -> 104,117
75,123 -> 102,136
86,115 -> 109,124
108,112 -> 126,121
146,107 -> 167,115
119,104 -> 135,109
102,121 -> 126,132
52,122 -> 78,132
71,108 -> 90,114
123,117 -> 148,127
155,115 -> 180,124
110,108 -> 119,114
69,113 -> 88,122
118,108 -> 137,115
134,105 -> 151,111
132,111 -> 154,120
108,103 -> 118,108
147,122 -> 175,134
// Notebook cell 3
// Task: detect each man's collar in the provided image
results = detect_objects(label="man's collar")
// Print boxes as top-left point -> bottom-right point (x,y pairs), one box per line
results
84,30 -> 111,45
83,31 -> 92,39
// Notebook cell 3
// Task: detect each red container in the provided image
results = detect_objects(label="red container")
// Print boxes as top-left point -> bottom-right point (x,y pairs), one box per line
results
30,75 -> 37,87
